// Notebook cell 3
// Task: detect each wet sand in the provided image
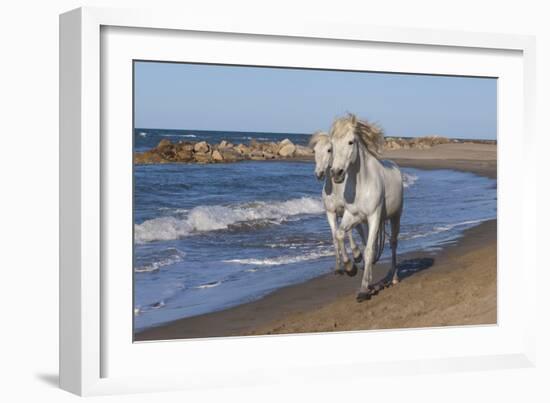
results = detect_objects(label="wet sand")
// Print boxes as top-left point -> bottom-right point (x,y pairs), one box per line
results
135,143 -> 497,341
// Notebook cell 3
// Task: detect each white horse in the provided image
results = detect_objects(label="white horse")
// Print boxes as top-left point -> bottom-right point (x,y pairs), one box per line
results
309,131 -> 367,276
329,114 -> 404,302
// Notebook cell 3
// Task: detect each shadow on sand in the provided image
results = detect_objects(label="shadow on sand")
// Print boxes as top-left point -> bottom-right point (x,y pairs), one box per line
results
396,257 -> 435,281
359,257 -> 435,301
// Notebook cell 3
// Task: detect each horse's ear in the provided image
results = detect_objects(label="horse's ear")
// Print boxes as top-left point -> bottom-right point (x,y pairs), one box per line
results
348,113 -> 357,125
309,131 -> 328,148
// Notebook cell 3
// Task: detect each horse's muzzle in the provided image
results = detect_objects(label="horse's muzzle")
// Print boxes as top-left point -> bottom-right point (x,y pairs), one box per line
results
315,171 -> 325,180
332,169 -> 345,183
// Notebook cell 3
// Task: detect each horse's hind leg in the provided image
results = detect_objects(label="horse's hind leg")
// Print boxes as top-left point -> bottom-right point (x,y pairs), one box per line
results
389,213 -> 401,285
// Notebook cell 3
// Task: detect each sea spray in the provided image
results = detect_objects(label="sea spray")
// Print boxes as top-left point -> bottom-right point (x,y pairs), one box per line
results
135,196 -> 324,243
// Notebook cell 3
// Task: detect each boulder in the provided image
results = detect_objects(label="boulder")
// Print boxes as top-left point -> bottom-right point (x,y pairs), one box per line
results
194,141 -> 210,153
219,140 -> 228,149
193,151 -> 212,163
158,147 -> 176,160
156,139 -> 172,149
235,144 -> 251,155
250,150 -> 266,160
155,139 -> 175,158
177,142 -> 195,152
212,150 -> 223,162
176,148 -> 193,161
279,138 -> 293,147
294,145 -> 314,157
220,149 -> 243,162
278,143 -> 296,157
134,151 -> 164,164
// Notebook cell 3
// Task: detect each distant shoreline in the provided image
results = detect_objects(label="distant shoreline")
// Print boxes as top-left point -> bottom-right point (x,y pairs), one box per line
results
133,136 -> 496,165
134,142 -> 497,341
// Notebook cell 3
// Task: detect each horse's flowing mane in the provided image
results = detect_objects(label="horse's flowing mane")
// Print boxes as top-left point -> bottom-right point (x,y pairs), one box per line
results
330,114 -> 385,159
308,131 -> 330,148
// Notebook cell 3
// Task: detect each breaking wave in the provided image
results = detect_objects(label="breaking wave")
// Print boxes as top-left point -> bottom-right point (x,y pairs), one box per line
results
134,248 -> 185,273
194,281 -> 221,289
223,248 -> 334,266
400,218 -> 491,241
162,134 -> 197,138
403,173 -> 418,188
135,197 -> 324,243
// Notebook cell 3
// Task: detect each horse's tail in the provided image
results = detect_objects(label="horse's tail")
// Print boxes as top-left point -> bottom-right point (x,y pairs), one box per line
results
372,219 -> 386,264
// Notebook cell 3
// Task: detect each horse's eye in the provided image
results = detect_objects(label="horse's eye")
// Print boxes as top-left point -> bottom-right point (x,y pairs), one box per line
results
327,149 -> 332,153
348,141 -> 354,145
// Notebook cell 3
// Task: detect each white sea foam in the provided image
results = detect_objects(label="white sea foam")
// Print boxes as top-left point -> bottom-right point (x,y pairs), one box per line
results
163,134 -> 197,138
135,197 -> 324,243
194,281 -> 221,289
134,249 -> 185,272
403,173 -> 418,188
239,136 -> 269,140
400,218 -> 490,241
223,249 -> 334,266
433,219 -> 489,232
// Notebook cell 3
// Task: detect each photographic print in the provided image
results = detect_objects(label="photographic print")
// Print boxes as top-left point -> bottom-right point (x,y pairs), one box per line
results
132,62 -> 497,341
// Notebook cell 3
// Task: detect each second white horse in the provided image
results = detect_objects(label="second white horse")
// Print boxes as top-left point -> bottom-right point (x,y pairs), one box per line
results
310,131 -> 367,276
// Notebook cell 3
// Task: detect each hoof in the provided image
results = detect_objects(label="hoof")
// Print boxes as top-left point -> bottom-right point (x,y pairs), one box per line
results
371,283 -> 384,293
344,261 -> 358,277
356,291 -> 371,302
352,249 -> 363,263
392,277 -> 400,285
356,285 -> 381,302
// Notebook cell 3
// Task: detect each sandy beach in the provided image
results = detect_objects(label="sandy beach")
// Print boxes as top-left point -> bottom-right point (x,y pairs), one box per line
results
135,142 -> 497,341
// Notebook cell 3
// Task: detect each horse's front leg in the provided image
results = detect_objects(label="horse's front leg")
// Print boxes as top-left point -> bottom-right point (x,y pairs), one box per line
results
357,209 -> 382,302
326,210 -> 344,275
336,211 -> 360,277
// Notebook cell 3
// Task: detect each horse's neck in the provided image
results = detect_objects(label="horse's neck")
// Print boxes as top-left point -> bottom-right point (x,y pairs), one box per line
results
353,146 -> 382,186
356,145 -> 373,171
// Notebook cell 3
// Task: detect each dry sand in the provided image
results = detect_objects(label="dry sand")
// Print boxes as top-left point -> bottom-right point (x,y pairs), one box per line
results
135,143 -> 497,341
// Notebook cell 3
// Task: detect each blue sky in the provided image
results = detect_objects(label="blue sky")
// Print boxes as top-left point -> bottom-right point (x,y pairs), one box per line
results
134,61 -> 497,140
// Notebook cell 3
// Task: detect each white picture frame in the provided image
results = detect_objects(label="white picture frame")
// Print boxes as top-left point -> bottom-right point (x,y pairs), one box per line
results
59,6 -> 537,396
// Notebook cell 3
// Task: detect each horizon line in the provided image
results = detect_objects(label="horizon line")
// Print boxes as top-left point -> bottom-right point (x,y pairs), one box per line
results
134,127 -> 496,141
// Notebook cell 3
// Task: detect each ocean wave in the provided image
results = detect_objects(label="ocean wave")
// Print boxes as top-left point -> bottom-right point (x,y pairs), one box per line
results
194,281 -> 221,289
403,173 -> 418,188
162,134 -> 197,138
433,218 -> 490,232
223,249 -> 334,266
239,136 -> 270,141
400,218 -> 491,241
134,248 -> 185,272
135,196 -> 324,243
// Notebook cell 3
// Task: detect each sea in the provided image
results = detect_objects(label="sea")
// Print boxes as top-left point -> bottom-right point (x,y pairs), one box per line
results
133,128 -> 497,332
